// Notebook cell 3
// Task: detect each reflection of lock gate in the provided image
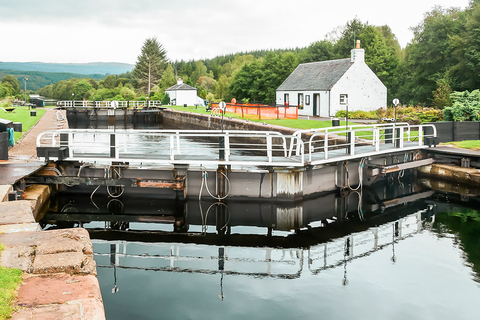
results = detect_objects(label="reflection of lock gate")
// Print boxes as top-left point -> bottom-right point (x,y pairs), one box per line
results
93,209 -> 431,279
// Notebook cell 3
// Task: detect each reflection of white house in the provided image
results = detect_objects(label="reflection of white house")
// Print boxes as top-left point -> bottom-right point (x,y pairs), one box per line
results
165,78 -> 204,106
276,41 -> 387,117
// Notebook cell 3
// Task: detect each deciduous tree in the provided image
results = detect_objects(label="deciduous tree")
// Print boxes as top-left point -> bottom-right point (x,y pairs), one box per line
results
159,64 -> 177,91
1,75 -> 20,94
73,79 -> 93,100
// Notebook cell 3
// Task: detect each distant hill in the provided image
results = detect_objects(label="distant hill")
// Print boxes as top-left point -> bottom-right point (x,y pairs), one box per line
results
0,61 -> 134,92
0,61 -> 133,75
0,69 -> 107,91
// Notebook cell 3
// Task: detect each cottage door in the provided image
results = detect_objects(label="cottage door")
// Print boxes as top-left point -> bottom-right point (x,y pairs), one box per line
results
313,94 -> 320,116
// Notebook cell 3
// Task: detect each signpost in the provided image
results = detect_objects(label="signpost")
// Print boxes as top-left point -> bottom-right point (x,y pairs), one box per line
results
219,101 -> 226,133
219,101 -> 227,160
393,98 -> 400,147
393,98 -> 399,124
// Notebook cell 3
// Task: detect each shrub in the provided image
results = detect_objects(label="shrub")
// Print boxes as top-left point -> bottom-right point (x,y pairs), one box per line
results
335,106 -> 443,124
445,90 -> 480,121
162,93 -> 170,105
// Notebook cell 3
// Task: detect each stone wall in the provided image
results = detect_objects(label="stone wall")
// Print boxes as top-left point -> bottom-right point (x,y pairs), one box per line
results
162,109 -> 298,135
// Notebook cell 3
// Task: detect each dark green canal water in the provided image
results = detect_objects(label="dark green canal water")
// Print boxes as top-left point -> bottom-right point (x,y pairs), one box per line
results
42,180 -> 480,320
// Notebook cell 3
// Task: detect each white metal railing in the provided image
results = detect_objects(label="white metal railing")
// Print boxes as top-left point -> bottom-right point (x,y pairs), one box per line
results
37,129 -> 300,166
36,124 -> 437,166
56,100 -> 163,109
288,123 -> 437,165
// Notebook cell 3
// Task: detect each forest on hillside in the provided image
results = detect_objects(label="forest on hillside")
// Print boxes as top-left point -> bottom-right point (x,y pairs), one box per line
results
3,2 -> 480,108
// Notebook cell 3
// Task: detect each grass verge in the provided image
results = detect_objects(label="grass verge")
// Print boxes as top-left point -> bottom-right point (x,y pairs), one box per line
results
0,107 -> 46,142
440,140 -> 480,151
0,243 -> 23,320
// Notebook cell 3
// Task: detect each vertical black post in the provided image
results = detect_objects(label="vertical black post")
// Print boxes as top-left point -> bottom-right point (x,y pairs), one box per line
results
216,204 -> 227,235
218,247 -> 225,271
110,133 -> 116,158
110,244 -> 116,265
345,104 -> 348,132
346,132 -> 351,154
345,104 -> 349,154
395,128 -> 401,148
60,133 -> 68,147
216,164 -> 227,235
219,136 -> 225,161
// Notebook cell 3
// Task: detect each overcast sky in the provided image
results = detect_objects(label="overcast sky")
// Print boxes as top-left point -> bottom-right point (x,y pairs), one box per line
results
0,0 -> 472,64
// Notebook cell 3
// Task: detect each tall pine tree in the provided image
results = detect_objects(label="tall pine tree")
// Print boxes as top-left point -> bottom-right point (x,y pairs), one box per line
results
132,37 -> 168,94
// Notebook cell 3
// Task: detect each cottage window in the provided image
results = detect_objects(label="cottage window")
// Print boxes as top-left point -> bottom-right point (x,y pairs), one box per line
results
298,93 -> 304,109
340,94 -> 348,105
284,94 -> 289,105
305,95 -> 310,105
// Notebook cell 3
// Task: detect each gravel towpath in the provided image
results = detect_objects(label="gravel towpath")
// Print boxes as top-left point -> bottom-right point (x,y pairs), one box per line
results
9,108 -> 68,159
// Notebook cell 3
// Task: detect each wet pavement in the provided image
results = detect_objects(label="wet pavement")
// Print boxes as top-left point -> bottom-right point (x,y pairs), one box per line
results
0,160 -> 45,185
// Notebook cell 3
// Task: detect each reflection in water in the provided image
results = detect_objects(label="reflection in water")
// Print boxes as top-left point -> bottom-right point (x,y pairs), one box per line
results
41,180 -> 480,320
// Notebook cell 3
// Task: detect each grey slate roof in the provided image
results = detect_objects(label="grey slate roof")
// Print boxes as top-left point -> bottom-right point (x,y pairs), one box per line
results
165,83 -> 197,91
277,58 -> 352,91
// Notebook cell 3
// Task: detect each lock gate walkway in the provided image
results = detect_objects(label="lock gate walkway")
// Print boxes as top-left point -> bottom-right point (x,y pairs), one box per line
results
36,123 -> 437,168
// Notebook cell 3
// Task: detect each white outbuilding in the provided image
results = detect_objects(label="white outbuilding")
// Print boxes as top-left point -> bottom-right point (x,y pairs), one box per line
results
276,40 -> 387,117
165,78 -> 199,106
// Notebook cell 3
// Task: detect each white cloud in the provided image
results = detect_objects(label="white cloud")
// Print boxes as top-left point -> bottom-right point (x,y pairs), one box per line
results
0,0 -> 471,64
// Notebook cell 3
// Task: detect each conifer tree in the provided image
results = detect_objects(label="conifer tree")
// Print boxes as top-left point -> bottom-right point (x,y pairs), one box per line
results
132,37 -> 168,94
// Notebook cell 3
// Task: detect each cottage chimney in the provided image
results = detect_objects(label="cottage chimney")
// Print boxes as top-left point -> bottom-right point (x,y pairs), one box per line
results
351,40 -> 365,63
177,78 -> 183,85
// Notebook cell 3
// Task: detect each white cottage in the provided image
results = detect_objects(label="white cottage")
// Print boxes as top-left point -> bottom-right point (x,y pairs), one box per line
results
276,41 -> 387,117
165,78 -> 199,106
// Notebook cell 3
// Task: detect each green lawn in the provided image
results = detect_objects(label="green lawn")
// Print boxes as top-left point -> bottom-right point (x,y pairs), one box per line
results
0,106 -> 46,142
0,244 -> 23,319
441,140 -> 480,151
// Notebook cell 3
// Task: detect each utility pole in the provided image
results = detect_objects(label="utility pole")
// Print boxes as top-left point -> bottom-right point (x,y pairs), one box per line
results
24,77 -> 28,105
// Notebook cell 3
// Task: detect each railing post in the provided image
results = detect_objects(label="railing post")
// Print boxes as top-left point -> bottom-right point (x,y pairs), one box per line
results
267,135 -> 272,162
176,132 -> 181,155
418,127 -> 424,146
324,133 -> 329,160
68,132 -> 73,158
225,133 -> 230,161
349,131 -> 355,156
375,128 -> 380,152
296,137 -> 302,156
170,135 -> 175,160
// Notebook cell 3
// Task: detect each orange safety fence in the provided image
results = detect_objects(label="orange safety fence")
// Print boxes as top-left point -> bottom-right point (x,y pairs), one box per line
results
211,103 -> 298,120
